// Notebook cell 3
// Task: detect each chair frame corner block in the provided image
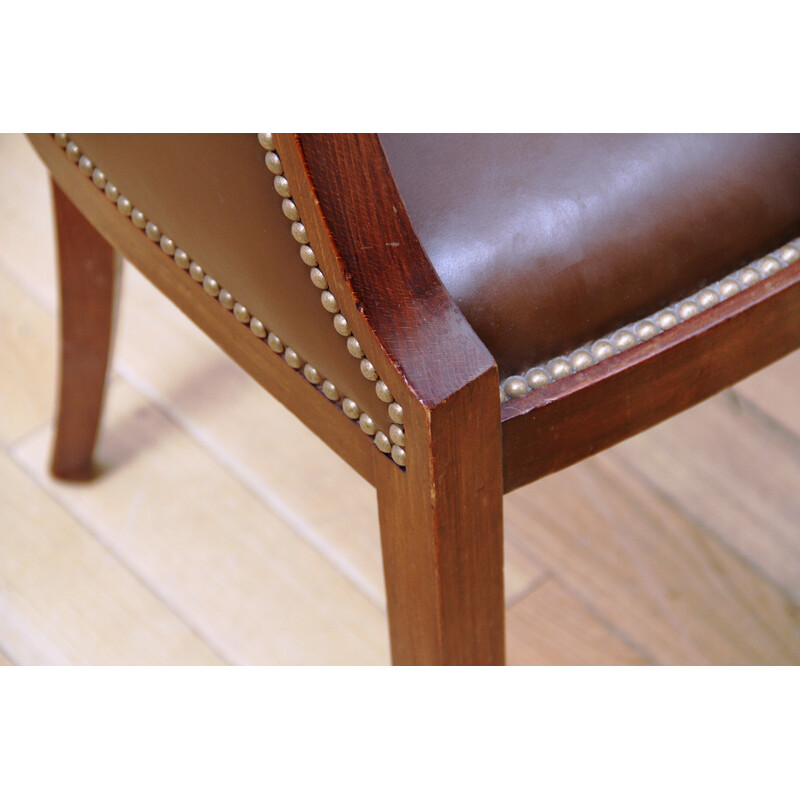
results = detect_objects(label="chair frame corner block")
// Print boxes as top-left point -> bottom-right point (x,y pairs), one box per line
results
27,132 -> 800,666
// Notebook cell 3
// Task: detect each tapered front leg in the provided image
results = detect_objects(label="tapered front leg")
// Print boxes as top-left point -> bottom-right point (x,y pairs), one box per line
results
375,369 -> 505,665
50,179 -> 120,481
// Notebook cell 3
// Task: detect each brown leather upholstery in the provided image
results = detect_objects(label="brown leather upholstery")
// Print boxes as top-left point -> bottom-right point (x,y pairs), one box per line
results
71,134 -> 392,427
380,134 -> 800,377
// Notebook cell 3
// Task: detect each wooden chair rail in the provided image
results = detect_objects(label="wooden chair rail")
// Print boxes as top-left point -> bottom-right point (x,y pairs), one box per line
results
28,132 -> 381,486
501,258 -> 800,491
278,133 -> 497,411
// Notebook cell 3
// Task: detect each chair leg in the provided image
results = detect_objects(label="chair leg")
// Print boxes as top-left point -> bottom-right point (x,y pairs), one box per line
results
50,179 -> 120,481
375,371 -> 505,665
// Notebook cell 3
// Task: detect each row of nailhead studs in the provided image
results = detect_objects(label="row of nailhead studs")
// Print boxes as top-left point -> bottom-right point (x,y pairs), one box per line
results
257,133 -> 407,468
500,240 -> 800,401
53,133 -> 382,447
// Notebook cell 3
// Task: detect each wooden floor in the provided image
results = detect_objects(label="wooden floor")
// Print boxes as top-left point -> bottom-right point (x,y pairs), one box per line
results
1,133 -> 798,665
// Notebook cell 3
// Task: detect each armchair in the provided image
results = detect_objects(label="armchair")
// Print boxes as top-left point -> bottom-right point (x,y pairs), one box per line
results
27,132 -> 800,664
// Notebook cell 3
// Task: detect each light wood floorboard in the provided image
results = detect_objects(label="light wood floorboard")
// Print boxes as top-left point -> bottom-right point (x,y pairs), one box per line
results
0,448 -> 224,665
0,271 -> 56,446
611,391 -> 800,604
505,452 -> 800,664
11,378 -> 391,665
507,578 -> 650,665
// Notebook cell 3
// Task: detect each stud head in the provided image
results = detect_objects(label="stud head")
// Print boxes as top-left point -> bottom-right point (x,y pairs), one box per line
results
203,276 -> 220,297
174,249 -> 190,269
592,339 -> 617,360
347,336 -> 363,359
284,348 -> 302,369
391,445 -> 406,467
611,330 -> 637,351
274,175 -> 291,197
677,300 -> 700,320
322,380 -> 339,401
282,199 -> 299,221
570,349 -> 595,371
309,268 -> 328,289
504,376 -> 528,398
388,402 -> 404,424
291,222 -> 309,244
635,320 -> 659,341
360,359 -> 378,381
375,380 -> 394,403
249,317 -> 266,338
548,357 -> 573,380
332,313 -> 350,336
342,398 -> 360,419
303,364 -> 321,384
374,431 -> 392,453
233,303 -> 251,323
265,151 -> 283,175
320,291 -> 339,314
218,288 -> 235,309
389,424 -> 405,447
300,245 -> 318,267
526,368 -> 551,389
656,310 -> 679,330
696,288 -> 720,308
189,262 -> 205,282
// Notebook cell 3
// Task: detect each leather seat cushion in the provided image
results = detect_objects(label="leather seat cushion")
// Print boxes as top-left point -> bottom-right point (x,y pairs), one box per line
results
379,133 -> 800,377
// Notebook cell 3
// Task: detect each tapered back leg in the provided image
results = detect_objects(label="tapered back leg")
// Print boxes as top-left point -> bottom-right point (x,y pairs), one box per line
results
51,179 -> 120,481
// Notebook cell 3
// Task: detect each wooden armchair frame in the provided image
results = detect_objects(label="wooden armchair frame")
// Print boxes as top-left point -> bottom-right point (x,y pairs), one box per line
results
28,132 -> 800,665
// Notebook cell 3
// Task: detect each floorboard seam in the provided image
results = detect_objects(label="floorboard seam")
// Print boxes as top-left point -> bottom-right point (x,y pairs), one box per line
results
4,444 -> 232,666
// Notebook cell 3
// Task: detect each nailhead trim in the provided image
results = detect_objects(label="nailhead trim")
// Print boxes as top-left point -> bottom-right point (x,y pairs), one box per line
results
258,134 -> 406,467
53,134 -> 405,464
499,239 -> 800,402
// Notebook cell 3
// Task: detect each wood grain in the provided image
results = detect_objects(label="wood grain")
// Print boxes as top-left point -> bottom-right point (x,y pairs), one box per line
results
27,133 -> 379,486
507,579 -> 649,665
735,348 -> 800,441
277,134 -> 507,663
0,449 -> 224,665
12,377 -> 391,665
505,452 -> 800,664
114,265 -> 545,609
9,134 -> 799,664
0,271 -> 56,446
376,367 -> 505,664
502,259 -> 800,491
611,391 -> 800,604
51,180 -> 120,480
283,133 -> 495,410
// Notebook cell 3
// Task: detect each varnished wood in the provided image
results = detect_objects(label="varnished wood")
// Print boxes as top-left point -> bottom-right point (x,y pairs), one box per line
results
26,133 -> 800,665
28,133 -> 378,486
281,134 -> 506,663
279,133 -> 496,409
51,180 -> 119,480
501,259 -> 800,491
375,367 -> 505,665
